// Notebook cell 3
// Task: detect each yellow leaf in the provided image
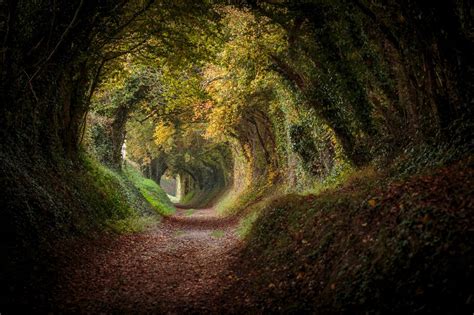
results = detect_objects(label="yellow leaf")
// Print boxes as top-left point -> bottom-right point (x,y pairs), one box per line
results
368,199 -> 377,207
153,123 -> 175,146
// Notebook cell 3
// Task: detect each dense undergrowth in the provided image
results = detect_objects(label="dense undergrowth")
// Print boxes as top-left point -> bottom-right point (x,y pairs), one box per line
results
220,154 -> 473,313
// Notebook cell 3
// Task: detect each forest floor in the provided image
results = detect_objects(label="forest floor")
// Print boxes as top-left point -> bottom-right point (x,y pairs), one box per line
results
49,158 -> 473,314
52,207 -> 245,314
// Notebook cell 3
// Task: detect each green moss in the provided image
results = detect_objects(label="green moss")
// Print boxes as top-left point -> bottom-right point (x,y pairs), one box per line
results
107,215 -> 157,233
237,211 -> 259,238
180,191 -> 196,205
211,230 -> 225,238
80,155 -> 138,223
123,164 -> 175,216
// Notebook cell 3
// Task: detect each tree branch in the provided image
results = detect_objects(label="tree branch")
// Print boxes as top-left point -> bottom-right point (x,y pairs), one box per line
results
351,0 -> 401,51
268,53 -> 307,90
103,37 -> 149,61
27,0 -> 84,84
97,0 -> 155,50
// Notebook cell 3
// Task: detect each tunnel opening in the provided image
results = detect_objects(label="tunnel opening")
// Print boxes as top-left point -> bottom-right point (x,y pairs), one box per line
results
159,173 -> 177,197
159,173 -> 178,202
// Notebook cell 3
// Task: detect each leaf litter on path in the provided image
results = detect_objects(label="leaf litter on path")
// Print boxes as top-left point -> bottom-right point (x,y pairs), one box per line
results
52,206 -> 244,313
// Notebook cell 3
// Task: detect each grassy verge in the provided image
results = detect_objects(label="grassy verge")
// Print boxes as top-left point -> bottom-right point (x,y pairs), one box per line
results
211,230 -> 225,238
227,157 -> 473,313
79,156 -> 165,233
123,164 -> 175,216
0,151 -> 170,310
178,187 -> 224,208
180,191 -> 196,205
185,209 -> 195,216
216,176 -> 279,217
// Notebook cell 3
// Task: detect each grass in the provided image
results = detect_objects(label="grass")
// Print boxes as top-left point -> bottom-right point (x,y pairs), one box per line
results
215,176 -> 279,216
237,211 -> 260,238
180,191 -> 196,205
123,164 -> 175,216
210,230 -> 225,238
184,209 -> 195,216
80,155 -> 172,233
81,155 -> 138,222
107,215 -> 157,233
175,230 -> 185,237
301,160 -> 355,195
78,156 -> 177,233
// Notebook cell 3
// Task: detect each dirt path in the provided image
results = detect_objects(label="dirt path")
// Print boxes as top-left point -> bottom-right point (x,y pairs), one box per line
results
53,207 -> 243,314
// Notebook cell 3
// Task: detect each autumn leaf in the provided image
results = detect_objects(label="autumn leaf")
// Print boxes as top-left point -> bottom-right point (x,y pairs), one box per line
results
368,199 -> 377,207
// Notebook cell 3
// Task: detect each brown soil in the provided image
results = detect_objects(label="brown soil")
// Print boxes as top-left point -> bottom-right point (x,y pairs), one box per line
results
52,207 -> 244,314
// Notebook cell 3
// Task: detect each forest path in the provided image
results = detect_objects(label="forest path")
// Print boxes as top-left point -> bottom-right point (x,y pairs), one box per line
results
53,206 -> 243,314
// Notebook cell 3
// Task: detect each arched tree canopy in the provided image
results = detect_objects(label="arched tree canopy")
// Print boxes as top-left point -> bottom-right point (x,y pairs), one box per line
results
1,1 -> 473,313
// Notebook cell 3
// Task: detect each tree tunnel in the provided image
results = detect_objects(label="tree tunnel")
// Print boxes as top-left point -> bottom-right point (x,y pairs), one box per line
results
1,0 -> 472,312
1,0 -> 471,244
1,0 -> 471,226
159,173 -> 177,197
1,0 -> 471,185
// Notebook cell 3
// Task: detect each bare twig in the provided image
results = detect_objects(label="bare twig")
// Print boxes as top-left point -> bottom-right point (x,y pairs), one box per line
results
97,0 -> 155,50
351,0 -> 401,51
22,70 -> 39,102
2,0 -> 16,65
27,0 -> 84,84
86,58 -> 106,105
103,37 -> 149,61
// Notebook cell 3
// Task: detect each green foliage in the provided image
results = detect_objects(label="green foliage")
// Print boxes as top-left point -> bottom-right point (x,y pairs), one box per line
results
85,3 -> 473,225
108,216 -> 156,234
235,159 -> 473,313
80,155 -> 141,223
84,114 -> 114,165
177,191 -> 192,205
216,174 -> 281,217
210,230 -> 225,238
123,164 -> 175,216
307,160 -> 354,195
237,210 -> 260,239
184,209 -> 195,216
389,142 -> 471,179
75,154 -> 176,233
216,187 -> 261,217
2,1 -> 473,311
